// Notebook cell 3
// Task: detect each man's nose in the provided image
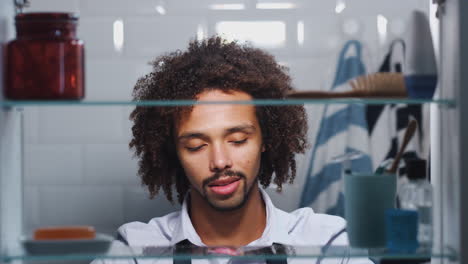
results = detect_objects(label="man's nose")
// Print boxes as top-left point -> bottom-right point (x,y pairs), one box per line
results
209,144 -> 233,172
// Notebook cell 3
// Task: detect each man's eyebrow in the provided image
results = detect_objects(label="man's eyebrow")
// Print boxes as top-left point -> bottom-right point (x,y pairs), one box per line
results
177,132 -> 208,142
225,124 -> 256,135
177,125 -> 256,142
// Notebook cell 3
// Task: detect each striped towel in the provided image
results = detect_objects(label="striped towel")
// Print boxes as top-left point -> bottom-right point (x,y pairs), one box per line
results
366,101 -> 427,211
299,40 -> 373,217
366,39 -> 426,183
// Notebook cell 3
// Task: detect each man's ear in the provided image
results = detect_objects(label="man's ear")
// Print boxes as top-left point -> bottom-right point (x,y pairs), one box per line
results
262,144 -> 265,152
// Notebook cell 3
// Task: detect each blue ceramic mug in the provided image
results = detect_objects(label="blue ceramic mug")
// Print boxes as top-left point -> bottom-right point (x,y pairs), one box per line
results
344,173 -> 397,248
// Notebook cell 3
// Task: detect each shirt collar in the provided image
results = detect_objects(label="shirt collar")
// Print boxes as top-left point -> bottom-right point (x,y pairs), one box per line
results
170,194 -> 204,246
257,188 -> 293,246
170,187 -> 293,246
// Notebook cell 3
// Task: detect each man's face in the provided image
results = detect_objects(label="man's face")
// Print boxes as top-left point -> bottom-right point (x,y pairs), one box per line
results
175,89 -> 264,211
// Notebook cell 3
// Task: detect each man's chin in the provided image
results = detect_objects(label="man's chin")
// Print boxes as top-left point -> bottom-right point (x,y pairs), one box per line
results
206,196 -> 248,212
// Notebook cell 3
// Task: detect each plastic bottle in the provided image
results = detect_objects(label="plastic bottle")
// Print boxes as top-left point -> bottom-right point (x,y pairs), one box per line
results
398,159 -> 433,250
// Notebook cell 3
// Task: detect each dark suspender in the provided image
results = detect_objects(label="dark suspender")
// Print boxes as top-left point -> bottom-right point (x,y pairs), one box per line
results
262,243 -> 289,264
117,235 -> 288,264
120,232 -> 366,264
116,233 -> 139,264
174,239 -> 193,264
316,227 -> 347,264
173,239 -> 289,264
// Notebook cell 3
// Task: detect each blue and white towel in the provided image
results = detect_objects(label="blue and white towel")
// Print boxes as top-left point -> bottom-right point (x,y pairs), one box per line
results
299,40 -> 373,217
366,39 -> 426,170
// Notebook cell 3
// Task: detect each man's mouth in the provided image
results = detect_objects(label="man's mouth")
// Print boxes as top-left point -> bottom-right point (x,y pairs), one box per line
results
208,177 -> 241,196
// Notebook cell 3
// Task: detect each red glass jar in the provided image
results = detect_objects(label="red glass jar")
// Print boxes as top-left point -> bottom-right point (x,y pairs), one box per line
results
5,12 -> 85,100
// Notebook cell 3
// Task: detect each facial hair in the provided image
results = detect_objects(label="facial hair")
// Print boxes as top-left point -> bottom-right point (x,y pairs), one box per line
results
196,170 -> 256,212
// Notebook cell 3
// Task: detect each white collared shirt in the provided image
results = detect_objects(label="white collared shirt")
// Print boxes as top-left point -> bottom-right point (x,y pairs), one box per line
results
94,188 -> 372,264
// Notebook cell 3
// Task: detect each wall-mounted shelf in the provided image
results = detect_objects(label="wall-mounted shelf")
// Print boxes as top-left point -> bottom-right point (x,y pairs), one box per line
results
1,245 -> 458,263
0,98 -> 457,107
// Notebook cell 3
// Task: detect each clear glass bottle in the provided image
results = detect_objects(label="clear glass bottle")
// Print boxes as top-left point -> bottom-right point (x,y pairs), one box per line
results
398,159 -> 433,250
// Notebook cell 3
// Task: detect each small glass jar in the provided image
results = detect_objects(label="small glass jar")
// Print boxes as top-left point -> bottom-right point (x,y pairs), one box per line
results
5,12 -> 85,100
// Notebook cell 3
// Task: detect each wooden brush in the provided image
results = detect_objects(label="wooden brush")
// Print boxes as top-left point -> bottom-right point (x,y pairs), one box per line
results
386,119 -> 418,174
287,72 -> 407,99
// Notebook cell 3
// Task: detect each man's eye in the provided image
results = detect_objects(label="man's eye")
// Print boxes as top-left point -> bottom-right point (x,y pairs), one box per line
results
186,145 -> 204,152
232,139 -> 247,145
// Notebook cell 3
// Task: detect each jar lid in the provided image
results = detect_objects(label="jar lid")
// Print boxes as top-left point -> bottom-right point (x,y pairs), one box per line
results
406,158 -> 427,180
15,12 -> 79,22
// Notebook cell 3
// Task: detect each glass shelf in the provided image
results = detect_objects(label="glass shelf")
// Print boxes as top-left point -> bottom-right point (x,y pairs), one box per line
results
0,98 -> 456,107
2,245 -> 458,262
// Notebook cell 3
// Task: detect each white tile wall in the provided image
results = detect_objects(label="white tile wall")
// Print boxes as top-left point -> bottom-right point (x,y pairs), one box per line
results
79,17 -> 121,59
23,186 -> 40,233
299,15 -> 341,56
83,144 -> 138,185
342,0 -> 412,14
281,57 -> 332,91
27,0 -> 79,13
79,0 -> 157,16
125,16 -> 205,57
207,12 -> 298,58
21,0 -> 430,235
38,186 -> 124,233
86,59 -> 151,100
24,144 -> 83,185
165,0 -> 252,13
342,15 -> 380,70
37,106 -> 124,143
123,187 -> 180,223
265,184 -> 303,212
23,107 -> 39,144
121,106 -> 135,143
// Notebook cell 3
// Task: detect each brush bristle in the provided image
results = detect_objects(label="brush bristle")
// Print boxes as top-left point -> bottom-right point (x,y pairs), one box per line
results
349,73 -> 407,97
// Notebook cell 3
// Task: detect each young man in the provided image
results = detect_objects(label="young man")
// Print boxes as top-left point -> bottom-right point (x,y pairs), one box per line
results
96,36 -> 371,264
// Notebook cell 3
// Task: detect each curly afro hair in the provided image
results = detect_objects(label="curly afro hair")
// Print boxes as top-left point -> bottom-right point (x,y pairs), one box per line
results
129,36 -> 308,204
